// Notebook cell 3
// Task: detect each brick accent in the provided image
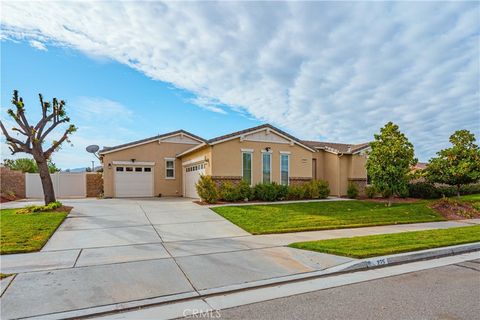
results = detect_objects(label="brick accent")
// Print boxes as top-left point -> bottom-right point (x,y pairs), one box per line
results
289,177 -> 312,186
86,173 -> 103,197
0,166 -> 26,198
348,178 -> 367,196
211,176 -> 242,188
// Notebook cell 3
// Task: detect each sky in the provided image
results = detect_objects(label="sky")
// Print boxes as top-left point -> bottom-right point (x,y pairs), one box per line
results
1,1 -> 479,169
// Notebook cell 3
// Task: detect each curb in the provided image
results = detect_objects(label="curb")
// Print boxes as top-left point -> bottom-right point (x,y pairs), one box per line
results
20,242 -> 480,320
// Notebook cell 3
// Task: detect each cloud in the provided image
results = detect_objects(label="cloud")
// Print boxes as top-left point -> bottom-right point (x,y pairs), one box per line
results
2,1 -> 479,161
29,40 -> 47,51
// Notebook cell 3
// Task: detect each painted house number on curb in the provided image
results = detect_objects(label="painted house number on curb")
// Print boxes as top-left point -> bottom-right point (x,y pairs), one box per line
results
367,258 -> 389,267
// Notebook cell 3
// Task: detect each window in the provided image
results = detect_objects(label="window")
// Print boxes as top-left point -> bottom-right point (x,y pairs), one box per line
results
262,152 -> 271,183
135,167 -> 142,172
242,152 -> 252,185
126,167 -> 133,172
165,159 -> 175,179
116,167 -> 124,172
280,154 -> 289,185
144,167 -> 151,172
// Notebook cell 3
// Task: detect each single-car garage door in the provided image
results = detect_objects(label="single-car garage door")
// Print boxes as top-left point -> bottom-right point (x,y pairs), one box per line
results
184,163 -> 205,198
115,166 -> 153,197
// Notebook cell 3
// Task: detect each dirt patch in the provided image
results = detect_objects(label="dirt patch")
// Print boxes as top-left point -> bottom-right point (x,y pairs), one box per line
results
55,206 -> 73,213
0,197 -> 14,203
430,198 -> 480,220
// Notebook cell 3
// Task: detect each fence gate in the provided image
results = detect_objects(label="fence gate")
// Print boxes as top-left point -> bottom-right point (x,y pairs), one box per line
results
26,172 -> 87,198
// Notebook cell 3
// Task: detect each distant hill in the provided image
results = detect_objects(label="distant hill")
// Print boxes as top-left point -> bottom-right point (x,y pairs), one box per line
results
63,166 -> 102,172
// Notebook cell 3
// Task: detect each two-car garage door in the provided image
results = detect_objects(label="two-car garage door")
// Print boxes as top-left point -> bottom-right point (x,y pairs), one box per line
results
184,163 -> 205,198
115,166 -> 153,197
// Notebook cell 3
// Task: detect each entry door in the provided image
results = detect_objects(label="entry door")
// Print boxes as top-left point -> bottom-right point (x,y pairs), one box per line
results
184,163 -> 206,198
115,166 -> 153,197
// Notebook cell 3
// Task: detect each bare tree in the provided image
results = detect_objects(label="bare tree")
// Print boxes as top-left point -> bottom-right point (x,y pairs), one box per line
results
0,90 -> 76,204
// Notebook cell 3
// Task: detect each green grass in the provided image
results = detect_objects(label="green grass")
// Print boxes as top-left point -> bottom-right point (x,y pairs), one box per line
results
289,225 -> 480,258
211,200 -> 445,234
0,273 -> 12,280
0,209 -> 68,254
458,194 -> 480,210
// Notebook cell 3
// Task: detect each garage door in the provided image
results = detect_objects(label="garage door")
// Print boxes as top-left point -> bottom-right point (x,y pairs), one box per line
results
115,166 -> 153,197
184,163 -> 205,198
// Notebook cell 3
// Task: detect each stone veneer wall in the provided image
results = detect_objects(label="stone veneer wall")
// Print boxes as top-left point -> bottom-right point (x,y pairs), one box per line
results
0,166 -> 26,198
348,178 -> 367,196
86,172 -> 104,197
289,177 -> 312,186
211,176 -> 242,188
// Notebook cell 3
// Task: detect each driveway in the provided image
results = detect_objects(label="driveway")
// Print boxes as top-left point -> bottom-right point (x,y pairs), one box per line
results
0,198 -> 353,319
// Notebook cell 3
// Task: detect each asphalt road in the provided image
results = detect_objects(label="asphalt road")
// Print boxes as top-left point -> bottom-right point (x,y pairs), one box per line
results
215,259 -> 480,320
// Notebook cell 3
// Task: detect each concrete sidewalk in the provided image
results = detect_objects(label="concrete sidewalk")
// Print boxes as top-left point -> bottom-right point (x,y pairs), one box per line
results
1,198 -> 479,319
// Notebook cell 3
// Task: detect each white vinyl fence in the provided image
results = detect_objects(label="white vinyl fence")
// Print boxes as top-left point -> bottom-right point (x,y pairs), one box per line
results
26,172 -> 87,198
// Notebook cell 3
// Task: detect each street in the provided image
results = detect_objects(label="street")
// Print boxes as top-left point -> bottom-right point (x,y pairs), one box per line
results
215,259 -> 480,320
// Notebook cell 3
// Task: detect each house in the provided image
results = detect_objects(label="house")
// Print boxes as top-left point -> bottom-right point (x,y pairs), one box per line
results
99,124 -> 370,198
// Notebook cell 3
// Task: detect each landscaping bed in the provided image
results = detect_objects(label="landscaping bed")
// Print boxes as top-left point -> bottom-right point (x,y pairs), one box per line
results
211,200 -> 445,234
289,225 -> 480,258
0,204 -> 71,254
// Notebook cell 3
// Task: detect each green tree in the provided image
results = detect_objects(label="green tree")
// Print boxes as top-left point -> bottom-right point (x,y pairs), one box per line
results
0,90 -> 76,204
3,158 -> 60,173
426,130 -> 480,197
366,122 -> 417,206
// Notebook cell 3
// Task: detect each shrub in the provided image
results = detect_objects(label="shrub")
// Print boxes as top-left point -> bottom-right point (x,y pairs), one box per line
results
408,182 -> 440,199
275,184 -> 289,201
219,181 -> 241,202
316,180 -> 330,199
196,175 -> 219,204
253,183 -> 278,201
347,183 -> 359,199
304,181 -> 320,199
236,180 -> 253,201
17,201 -> 62,214
287,185 -> 306,200
365,185 -> 376,198
460,184 -> 480,195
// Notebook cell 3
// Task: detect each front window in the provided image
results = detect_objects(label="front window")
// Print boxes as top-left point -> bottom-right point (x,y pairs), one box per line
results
242,152 -> 252,185
262,152 -> 271,183
280,154 -> 289,185
165,159 -> 175,179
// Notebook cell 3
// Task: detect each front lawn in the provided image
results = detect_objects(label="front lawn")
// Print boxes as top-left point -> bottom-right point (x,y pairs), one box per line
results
289,225 -> 480,258
211,200 -> 445,234
0,208 -> 68,254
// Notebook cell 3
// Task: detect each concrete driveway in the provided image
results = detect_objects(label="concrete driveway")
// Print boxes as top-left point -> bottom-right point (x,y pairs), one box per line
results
0,198 -> 353,319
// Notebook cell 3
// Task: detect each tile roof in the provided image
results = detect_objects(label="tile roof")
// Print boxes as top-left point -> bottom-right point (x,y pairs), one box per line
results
301,140 -> 370,154
207,123 -> 306,146
99,130 -> 206,154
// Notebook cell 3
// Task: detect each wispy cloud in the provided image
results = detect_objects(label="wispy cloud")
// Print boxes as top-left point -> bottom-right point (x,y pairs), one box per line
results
2,1 -> 478,160
29,40 -> 47,51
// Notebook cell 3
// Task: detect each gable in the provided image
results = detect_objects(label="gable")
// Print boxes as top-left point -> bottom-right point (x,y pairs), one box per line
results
160,133 -> 201,144
243,129 -> 291,144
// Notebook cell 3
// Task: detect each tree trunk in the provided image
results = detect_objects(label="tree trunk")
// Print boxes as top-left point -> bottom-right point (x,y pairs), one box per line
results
456,185 -> 461,198
36,157 -> 56,204
388,195 -> 392,207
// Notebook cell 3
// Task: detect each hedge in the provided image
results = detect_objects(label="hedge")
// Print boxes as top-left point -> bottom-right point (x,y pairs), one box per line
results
408,182 -> 480,199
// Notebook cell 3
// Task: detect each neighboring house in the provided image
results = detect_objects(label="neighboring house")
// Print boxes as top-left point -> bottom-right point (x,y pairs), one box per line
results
99,124 -> 370,198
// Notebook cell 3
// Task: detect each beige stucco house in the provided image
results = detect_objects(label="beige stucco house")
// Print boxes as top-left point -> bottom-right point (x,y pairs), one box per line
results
99,124 -> 370,198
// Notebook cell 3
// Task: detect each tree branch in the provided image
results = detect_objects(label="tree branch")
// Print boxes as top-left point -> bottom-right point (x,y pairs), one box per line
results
0,120 -> 29,148
40,117 -> 70,141
44,125 -> 75,159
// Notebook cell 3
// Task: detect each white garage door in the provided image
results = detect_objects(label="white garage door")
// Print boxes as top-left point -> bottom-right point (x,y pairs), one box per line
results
115,166 -> 153,197
184,163 -> 205,198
